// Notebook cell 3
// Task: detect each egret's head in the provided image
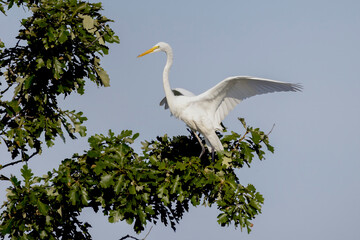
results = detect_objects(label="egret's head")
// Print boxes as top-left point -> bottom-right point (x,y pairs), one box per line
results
137,42 -> 171,57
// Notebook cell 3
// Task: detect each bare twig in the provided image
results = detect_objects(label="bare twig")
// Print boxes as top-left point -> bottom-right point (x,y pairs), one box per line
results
0,174 -> 10,181
119,235 -> 140,240
267,123 -> 275,136
1,159 -> 24,169
119,226 -> 153,240
0,84 -> 11,95
142,226 -> 153,240
1,150 -> 39,170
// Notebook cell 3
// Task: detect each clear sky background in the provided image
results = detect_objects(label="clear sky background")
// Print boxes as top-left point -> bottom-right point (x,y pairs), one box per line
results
1,0 -> 360,239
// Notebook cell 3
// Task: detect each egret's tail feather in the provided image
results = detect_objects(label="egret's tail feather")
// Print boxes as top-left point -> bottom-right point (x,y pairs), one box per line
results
205,132 -> 224,152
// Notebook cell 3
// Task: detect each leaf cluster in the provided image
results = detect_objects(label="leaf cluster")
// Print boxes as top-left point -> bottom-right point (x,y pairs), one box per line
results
1,165 -> 92,239
0,119 -> 274,239
0,0 -> 119,163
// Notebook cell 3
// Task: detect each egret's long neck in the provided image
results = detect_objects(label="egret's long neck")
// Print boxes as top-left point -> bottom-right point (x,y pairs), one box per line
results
163,49 -> 175,108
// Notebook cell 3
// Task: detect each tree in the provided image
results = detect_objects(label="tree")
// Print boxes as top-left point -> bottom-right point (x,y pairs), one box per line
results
0,1 -> 273,239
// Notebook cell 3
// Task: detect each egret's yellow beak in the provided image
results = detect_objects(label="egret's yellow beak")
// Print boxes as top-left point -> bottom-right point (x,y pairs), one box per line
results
137,46 -> 159,58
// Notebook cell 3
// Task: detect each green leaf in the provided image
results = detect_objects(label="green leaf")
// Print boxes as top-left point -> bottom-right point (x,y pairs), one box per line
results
114,175 -> 125,194
247,184 -> 256,192
21,165 -> 34,187
126,217 -> 134,225
249,199 -> 261,210
132,132 -> 140,140
53,57 -> 64,79
95,66 -> 110,87
217,213 -> 229,225
242,144 -> 254,161
80,187 -> 89,205
145,206 -> 155,215
44,60 -> 51,71
222,131 -> 240,142
266,143 -> 274,153
251,131 -> 261,144
36,58 -> 45,69
0,4 -> 5,15
69,189 -> 78,205
13,76 -> 25,96
222,155 -> 232,168
96,31 -> 104,45
81,14 -> 96,33
171,175 -> 180,194
100,174 -> 113,188
24,75 -> 33,89
72,2 -> 86,17
238,117 -> 247,128
47,27 -> 56,42
191,195 -> 200,206
175,162 -> 186,171
58,28 -> 69,44
109,209 -> 123,223
9,176 -> 20,188
129,185 -> 136,195
37,199 -> 49,215
40,230 -> 48,239
255,192 -> 265,203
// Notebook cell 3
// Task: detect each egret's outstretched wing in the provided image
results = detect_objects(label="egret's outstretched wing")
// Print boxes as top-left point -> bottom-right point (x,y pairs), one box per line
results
160,88 -> 195,109
196,76 -> 302,125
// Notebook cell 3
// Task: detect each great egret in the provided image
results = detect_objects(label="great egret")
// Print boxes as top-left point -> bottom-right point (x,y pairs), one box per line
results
138,42 -> 302,158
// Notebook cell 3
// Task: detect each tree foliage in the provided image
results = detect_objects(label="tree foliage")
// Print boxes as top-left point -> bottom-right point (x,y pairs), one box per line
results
1,121 -> 273,239
0,1 -> 274,239
0,0 -> 118,163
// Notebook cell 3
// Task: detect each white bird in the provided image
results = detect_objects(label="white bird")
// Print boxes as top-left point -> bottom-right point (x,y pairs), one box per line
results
138,42 -> 302,159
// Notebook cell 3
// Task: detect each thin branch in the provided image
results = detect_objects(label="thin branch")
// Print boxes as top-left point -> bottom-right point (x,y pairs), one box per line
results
0,84 -> 11,95
1,150 -> 39,170
119,226 -> 153,240
238,129 -> 249,142
0,174 -> 10,181
267,123 -> 275,136
87,23 -> 106,47
1,159 -> 24,169
257,124 -> 276,145
119,235 -> 140,240
1,158 -> 25,169
142,226 -> 153,240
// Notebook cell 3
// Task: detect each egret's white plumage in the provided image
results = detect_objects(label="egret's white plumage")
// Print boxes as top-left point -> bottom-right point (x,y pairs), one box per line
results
138,42 -> 302,157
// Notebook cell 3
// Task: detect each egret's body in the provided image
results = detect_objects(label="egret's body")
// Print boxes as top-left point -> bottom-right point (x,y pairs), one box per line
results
138,42 -> 301,157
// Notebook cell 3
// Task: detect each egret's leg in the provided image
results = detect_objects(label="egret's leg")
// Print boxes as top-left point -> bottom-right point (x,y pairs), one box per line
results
211,149 -> 215,161
192,131 -> 205,158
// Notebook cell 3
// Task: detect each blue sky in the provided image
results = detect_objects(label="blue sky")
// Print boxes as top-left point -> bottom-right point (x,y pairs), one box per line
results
1,0 -> 360,239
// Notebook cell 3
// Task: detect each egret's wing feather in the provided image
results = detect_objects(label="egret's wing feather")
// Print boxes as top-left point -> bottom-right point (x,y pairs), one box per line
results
160,88 -> 195,109
215,97 -> 242,126
196,76 -> 302,125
